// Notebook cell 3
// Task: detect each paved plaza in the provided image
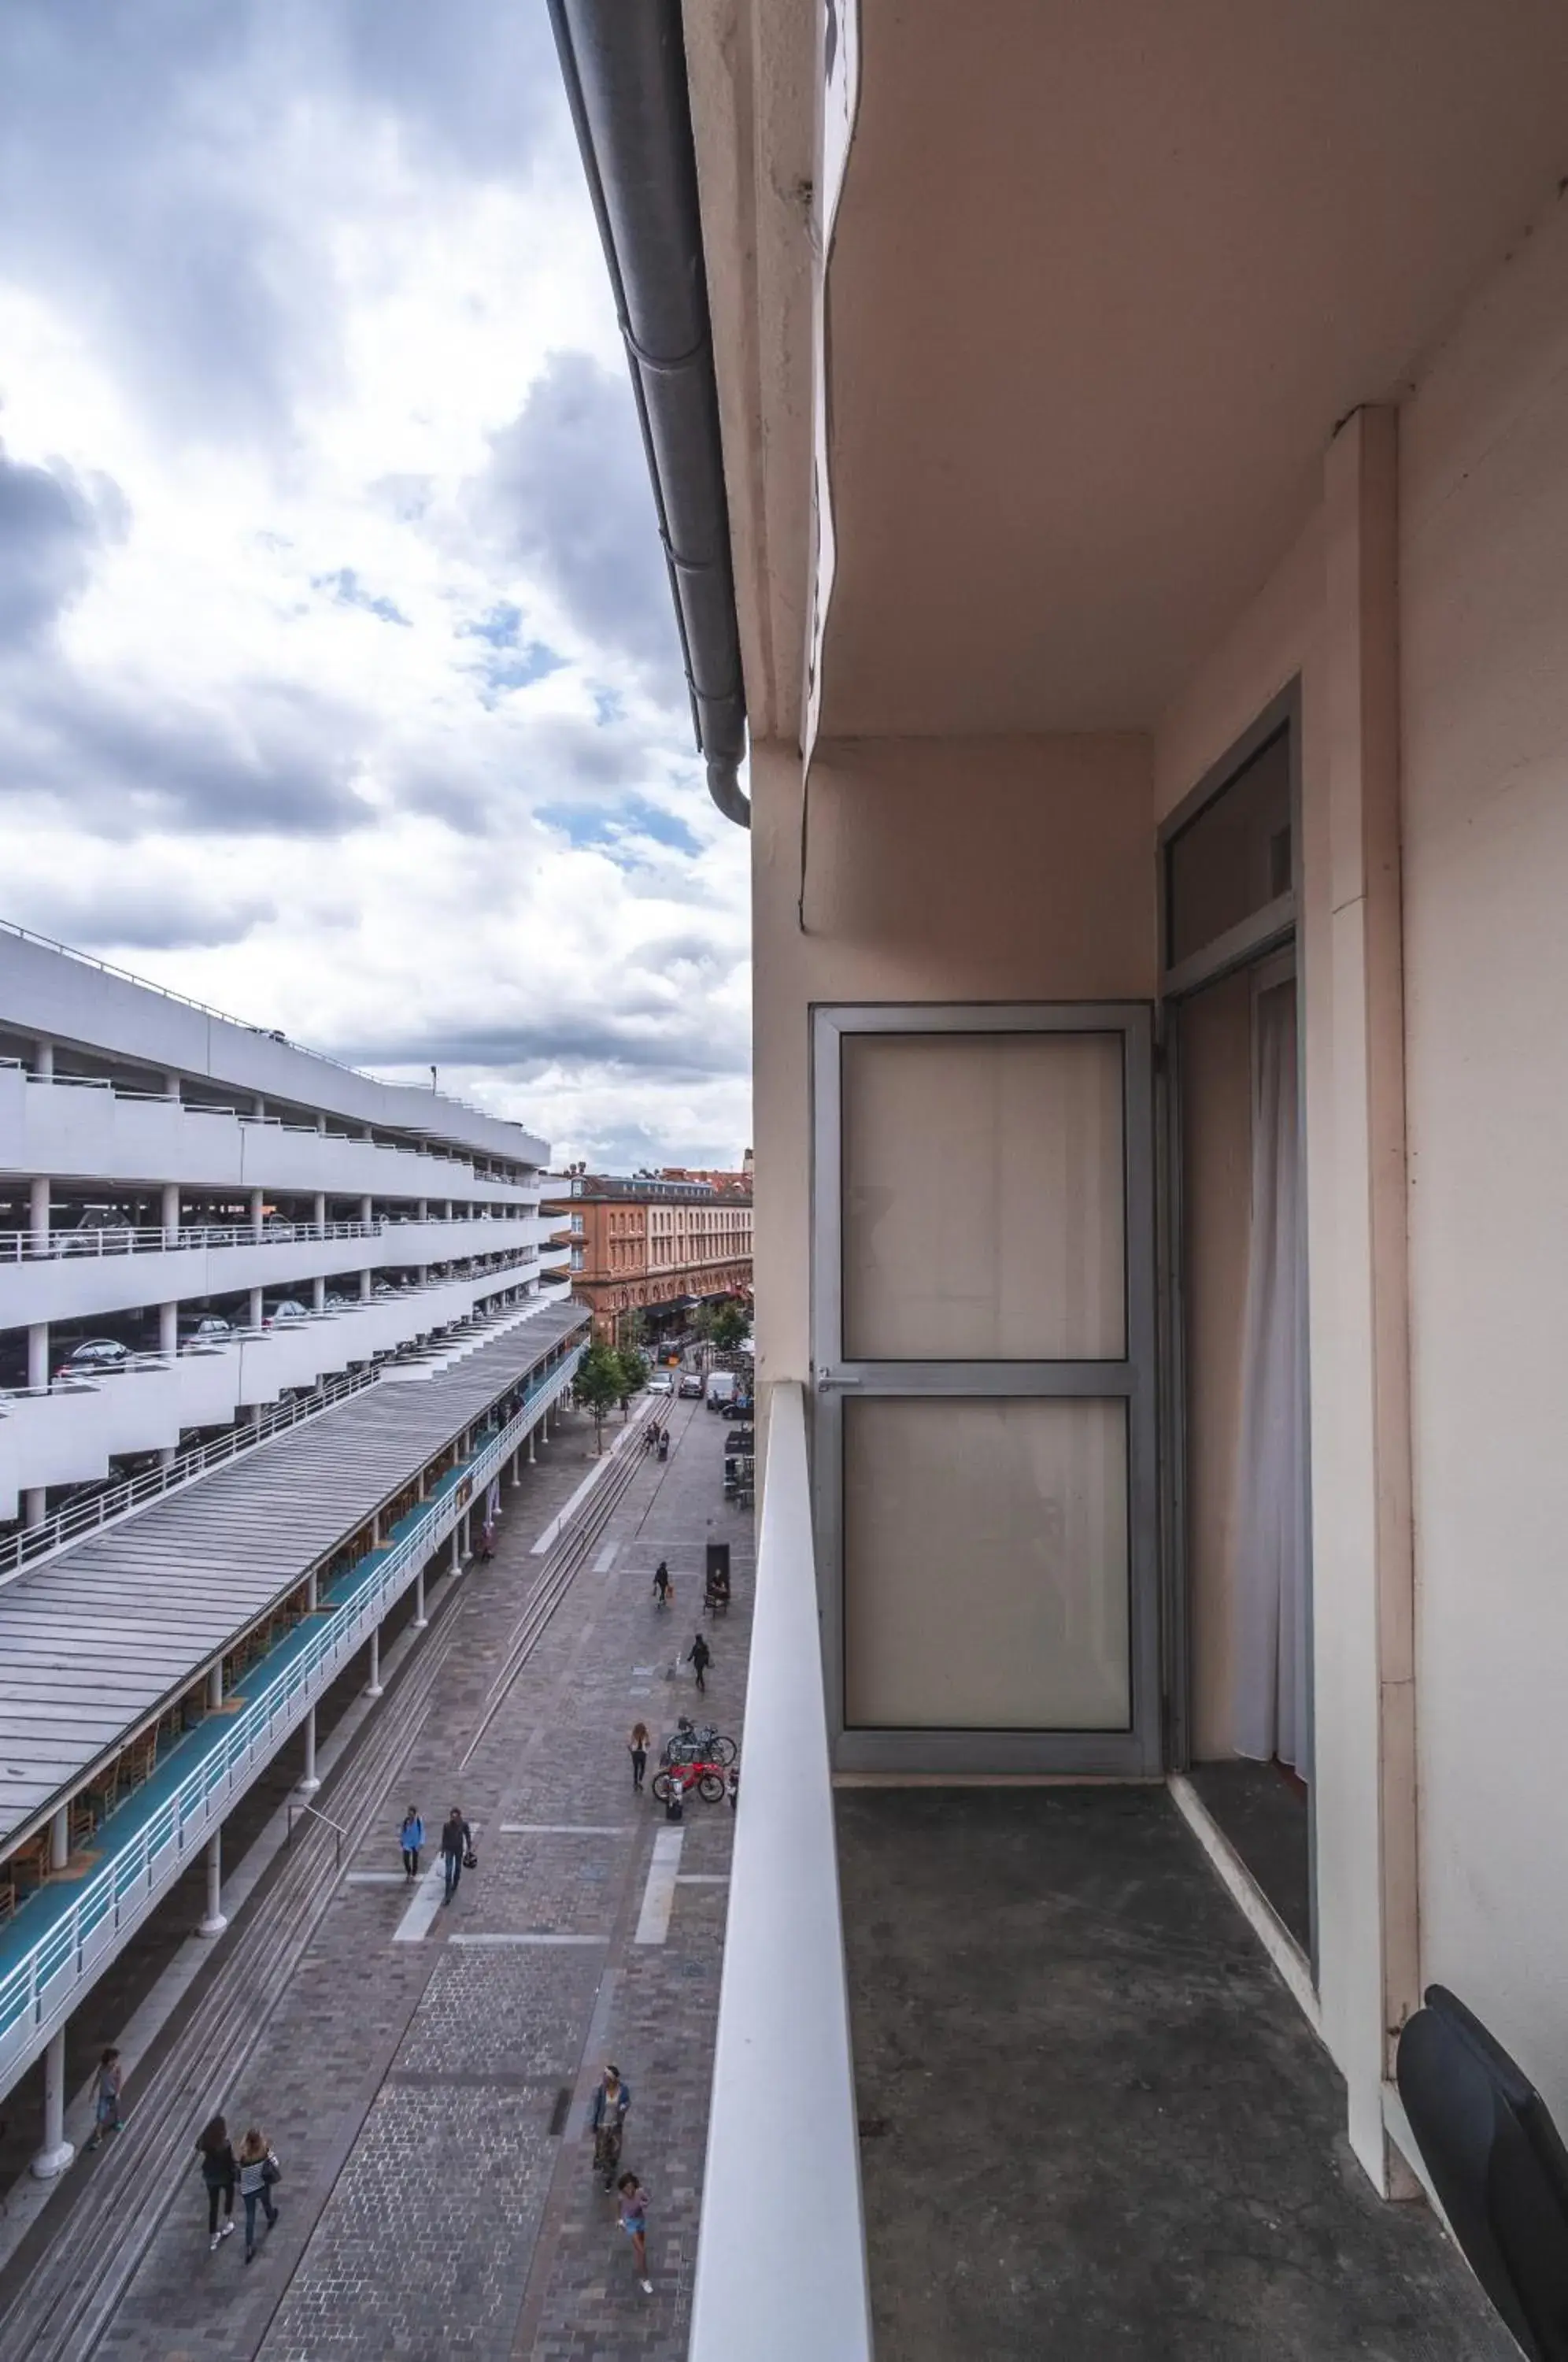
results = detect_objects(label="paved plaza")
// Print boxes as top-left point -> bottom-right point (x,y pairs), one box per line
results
0,1392 -> 752,2360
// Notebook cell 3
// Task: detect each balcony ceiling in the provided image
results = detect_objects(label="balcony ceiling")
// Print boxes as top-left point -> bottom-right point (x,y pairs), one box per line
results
819,0 -> 1568,737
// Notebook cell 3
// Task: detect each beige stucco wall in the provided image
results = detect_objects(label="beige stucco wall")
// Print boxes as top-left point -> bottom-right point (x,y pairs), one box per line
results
1399,189 -> 1568,2134
1147,183 -> 1568,2176
751,734 -> 1156,1391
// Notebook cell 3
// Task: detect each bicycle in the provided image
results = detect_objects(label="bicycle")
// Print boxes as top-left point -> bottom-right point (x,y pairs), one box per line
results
660,1720 -> 738,1767
650,1762 -> 727,1806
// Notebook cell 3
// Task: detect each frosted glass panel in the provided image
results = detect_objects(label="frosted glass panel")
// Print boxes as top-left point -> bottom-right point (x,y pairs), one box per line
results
841,1032 -> 1125,1360
843,1396 -> 1130,1730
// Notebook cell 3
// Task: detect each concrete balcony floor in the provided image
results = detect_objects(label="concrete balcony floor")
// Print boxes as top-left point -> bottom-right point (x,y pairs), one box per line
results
838,1786 -> 1514,2362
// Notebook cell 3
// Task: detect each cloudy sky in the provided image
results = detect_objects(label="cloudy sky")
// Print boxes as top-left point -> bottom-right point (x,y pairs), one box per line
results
0,0 -> 751,1171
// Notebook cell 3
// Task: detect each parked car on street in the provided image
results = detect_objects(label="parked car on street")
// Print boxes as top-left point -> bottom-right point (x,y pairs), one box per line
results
648,1371 -> 674,1394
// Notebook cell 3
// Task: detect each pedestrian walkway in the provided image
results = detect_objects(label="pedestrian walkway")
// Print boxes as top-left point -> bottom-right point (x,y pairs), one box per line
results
0,1393 -> 752,2360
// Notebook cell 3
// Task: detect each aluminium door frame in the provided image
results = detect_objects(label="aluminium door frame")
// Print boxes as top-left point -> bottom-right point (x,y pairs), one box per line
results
1156,676 -> 1318,1976
811,999 -> 1163,1779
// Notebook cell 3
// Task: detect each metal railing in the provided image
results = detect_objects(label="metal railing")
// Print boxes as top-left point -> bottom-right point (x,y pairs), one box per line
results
2,1059 -> 543,1190
0,1338 -> 586,2089
0,914 -> 508,1132
0,1262 -> 550,1575
689,1383 -> 873,2361
0,1212 -> 541,1264
286,1798 -> 349,1870
0,1364 -> 380,1581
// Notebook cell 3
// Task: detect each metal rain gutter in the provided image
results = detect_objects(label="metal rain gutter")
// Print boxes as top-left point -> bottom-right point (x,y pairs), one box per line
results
549,0 -> 750,828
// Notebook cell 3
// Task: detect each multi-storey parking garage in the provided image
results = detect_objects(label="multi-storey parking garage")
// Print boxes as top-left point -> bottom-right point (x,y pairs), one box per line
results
0,920 -> 586,2174
0,922 -> 571,1560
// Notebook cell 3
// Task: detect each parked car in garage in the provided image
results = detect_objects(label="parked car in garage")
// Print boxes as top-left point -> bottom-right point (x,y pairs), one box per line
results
179,1314 -> 232,1344
264,1298 -> 309,1325
54,1337 -> 132,1380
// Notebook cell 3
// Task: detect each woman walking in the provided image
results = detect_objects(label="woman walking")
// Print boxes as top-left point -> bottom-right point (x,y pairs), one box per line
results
196,2115 -> 237,2249
235,2127 -> 280,2260
617,2172 -> 653,2294
628,1723 -> 650,1794
86,2048 -> 124,2149
686,1631 -> 712,1694
398,1805 -> 424,1880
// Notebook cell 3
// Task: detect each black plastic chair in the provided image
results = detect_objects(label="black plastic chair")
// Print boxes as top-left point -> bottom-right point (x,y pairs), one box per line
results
1396,1984 -> 1568,2359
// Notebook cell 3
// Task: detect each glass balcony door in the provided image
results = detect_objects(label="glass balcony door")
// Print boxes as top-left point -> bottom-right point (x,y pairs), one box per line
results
812,1004 -> 1160,1776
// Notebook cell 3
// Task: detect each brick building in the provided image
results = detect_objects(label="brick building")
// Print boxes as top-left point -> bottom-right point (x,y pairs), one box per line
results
544,1172 -> 753,1341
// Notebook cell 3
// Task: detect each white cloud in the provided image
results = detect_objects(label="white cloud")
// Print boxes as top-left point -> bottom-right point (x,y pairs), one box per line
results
0,3 -> 751,1168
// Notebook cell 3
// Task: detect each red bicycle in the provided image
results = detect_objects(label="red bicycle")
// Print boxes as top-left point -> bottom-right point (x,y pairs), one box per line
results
650,1760 -> 727,1805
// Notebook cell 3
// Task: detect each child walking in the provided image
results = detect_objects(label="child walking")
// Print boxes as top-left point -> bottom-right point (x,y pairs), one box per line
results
618,2172 -> 653,2294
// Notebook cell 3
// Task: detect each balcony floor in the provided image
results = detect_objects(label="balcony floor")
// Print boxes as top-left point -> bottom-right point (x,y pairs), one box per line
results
837,1786 -> 1514,2361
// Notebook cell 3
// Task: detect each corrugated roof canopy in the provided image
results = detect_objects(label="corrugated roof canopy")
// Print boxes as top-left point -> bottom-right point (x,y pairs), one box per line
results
0,1301 -> 586,1847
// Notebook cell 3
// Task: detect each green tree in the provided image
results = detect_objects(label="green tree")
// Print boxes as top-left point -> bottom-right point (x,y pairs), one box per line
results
692,1302 -> 719,1343
574,1337 -> 624,1454
711,1300 -> 751,1350
614,1346 -> 649,1416
618,1308 -> 649,1350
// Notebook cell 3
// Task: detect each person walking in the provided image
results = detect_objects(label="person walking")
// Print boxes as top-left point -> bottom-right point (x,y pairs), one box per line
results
196,2115 -> 237,2249
617,2171 -> 653,2294
398,1805 -> 424,1880
629,1723 -> 650,1794
86,2048 -> 124,2149
590,2064 -> 631,2189
440,1804 -> 472,1905
652,1560 -> 671,1609
686,1632 -> 712,1694
235,2127 -> 280,2260
727,1764 -> 739,1812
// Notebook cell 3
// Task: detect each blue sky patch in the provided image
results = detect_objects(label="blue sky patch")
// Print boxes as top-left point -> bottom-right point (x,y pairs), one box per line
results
538,794 -> 701,858
312,566 -> 410,625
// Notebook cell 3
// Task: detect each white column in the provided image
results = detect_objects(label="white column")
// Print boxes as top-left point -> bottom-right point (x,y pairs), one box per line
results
250,1187 -> 264,1242
413,1566 -> 427,1630
449,1528 -> 461,1572
248,1286 -> 264,1328
253,1096 -> 267,1120
22,1486 -> 46,1531
307,1571 -> 319,1611
313,1191 -> 327,1230
33,1039 -> 54,1080
198,1827 -> 227,1937
365,1622 -> 383,1699
29,1174 -> 50,1253
31,2030 -> 73,2179
159,1301 -> 178,1357
360,1264 -> 373,1303
27,1320 -> 50,1389
312,1275 -> 326,1312
165,1072 -> 181,1099
161,1180 -> 180,1244
527,1427 -> 536,1465
209,1663 -> 224,1712
1315,405 -> 1419,2195
298,1705 -> 319,1794
50,1803 -> 68,1872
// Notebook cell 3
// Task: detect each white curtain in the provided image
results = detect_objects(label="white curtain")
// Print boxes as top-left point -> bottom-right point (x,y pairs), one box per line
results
1230,980 -> 1309,1775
